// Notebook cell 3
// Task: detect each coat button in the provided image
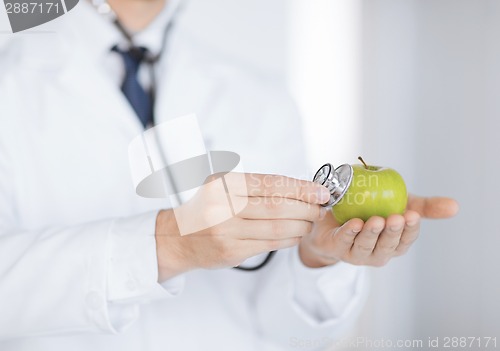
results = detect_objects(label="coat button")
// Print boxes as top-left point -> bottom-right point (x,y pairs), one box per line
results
85,291 -> 104,310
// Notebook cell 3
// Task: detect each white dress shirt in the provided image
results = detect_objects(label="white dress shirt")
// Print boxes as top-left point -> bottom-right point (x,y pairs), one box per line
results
0,1 -> 367,350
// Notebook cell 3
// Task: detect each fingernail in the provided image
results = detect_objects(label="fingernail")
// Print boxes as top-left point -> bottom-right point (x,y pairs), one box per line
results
371,227 -> 383,234
390,225 -> 403,232
351,228 -> 361,235
317,186 -> 330,204
406,221 -> 417,227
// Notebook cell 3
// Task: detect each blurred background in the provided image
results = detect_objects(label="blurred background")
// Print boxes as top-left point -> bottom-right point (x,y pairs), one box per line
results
178,0 -> 499,348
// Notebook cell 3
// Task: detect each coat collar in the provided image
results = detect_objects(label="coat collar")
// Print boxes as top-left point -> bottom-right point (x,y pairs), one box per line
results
53,0 -> 192,137
12,0 -> 221,138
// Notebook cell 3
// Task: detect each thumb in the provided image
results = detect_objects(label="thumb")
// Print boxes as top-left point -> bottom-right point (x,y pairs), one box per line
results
407,195 -> 459,219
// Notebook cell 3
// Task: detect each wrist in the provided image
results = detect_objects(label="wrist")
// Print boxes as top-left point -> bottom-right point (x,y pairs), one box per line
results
155,210 -> 192,282
298,242 -> 340,268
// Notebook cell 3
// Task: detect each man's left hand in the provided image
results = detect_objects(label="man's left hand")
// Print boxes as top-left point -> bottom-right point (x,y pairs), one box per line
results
299,195 -> 459,268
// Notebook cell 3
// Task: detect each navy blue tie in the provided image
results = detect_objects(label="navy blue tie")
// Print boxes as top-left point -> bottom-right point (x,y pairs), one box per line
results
112,46 -> 153,128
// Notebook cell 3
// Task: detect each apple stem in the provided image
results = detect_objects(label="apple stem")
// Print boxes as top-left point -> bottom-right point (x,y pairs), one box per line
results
358,156 -> 368,169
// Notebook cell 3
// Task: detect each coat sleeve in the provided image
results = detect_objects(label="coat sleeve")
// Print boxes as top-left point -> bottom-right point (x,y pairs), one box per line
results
0,140 -> 184,340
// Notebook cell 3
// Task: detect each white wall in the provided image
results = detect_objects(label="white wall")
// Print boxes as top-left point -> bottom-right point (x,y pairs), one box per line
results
411,0 -> 500,338
287,0 -> 362,171
353,0 -> 500,344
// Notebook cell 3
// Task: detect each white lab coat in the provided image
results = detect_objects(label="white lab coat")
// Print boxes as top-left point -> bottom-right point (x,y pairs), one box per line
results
0,2 -> 366,350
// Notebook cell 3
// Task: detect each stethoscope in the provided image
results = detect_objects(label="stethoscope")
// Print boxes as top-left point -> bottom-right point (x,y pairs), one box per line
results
93,1 -> 269,271
236,163 -> 354,271
94,1 -> 356,272
93,1 -> 178,120
93,0 -> 184,207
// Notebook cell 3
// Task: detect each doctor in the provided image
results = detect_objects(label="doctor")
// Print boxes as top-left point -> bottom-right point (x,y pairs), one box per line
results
0,0 -> 458,350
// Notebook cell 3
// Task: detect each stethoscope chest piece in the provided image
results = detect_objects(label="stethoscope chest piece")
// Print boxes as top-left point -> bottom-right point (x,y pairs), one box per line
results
313,163 -> 354,207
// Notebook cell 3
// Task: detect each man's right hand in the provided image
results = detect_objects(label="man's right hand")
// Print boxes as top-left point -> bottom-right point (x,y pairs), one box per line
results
155,173 -> 330,282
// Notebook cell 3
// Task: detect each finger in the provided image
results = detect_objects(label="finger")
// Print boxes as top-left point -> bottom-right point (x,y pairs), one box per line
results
395,210 -> 421,256
372,214 -> 405,260
229,219 -> 314,240
238,197 -> 326,222
350,216 -> 385,260
407,195 -> 459,219
329,218 -> 364,257
223,173 -> 330,204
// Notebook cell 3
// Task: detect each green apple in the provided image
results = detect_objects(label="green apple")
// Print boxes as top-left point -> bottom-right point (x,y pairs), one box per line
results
332,157 -> 408,225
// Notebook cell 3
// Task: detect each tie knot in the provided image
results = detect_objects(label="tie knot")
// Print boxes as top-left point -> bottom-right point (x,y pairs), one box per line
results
112,45 -> 149,68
